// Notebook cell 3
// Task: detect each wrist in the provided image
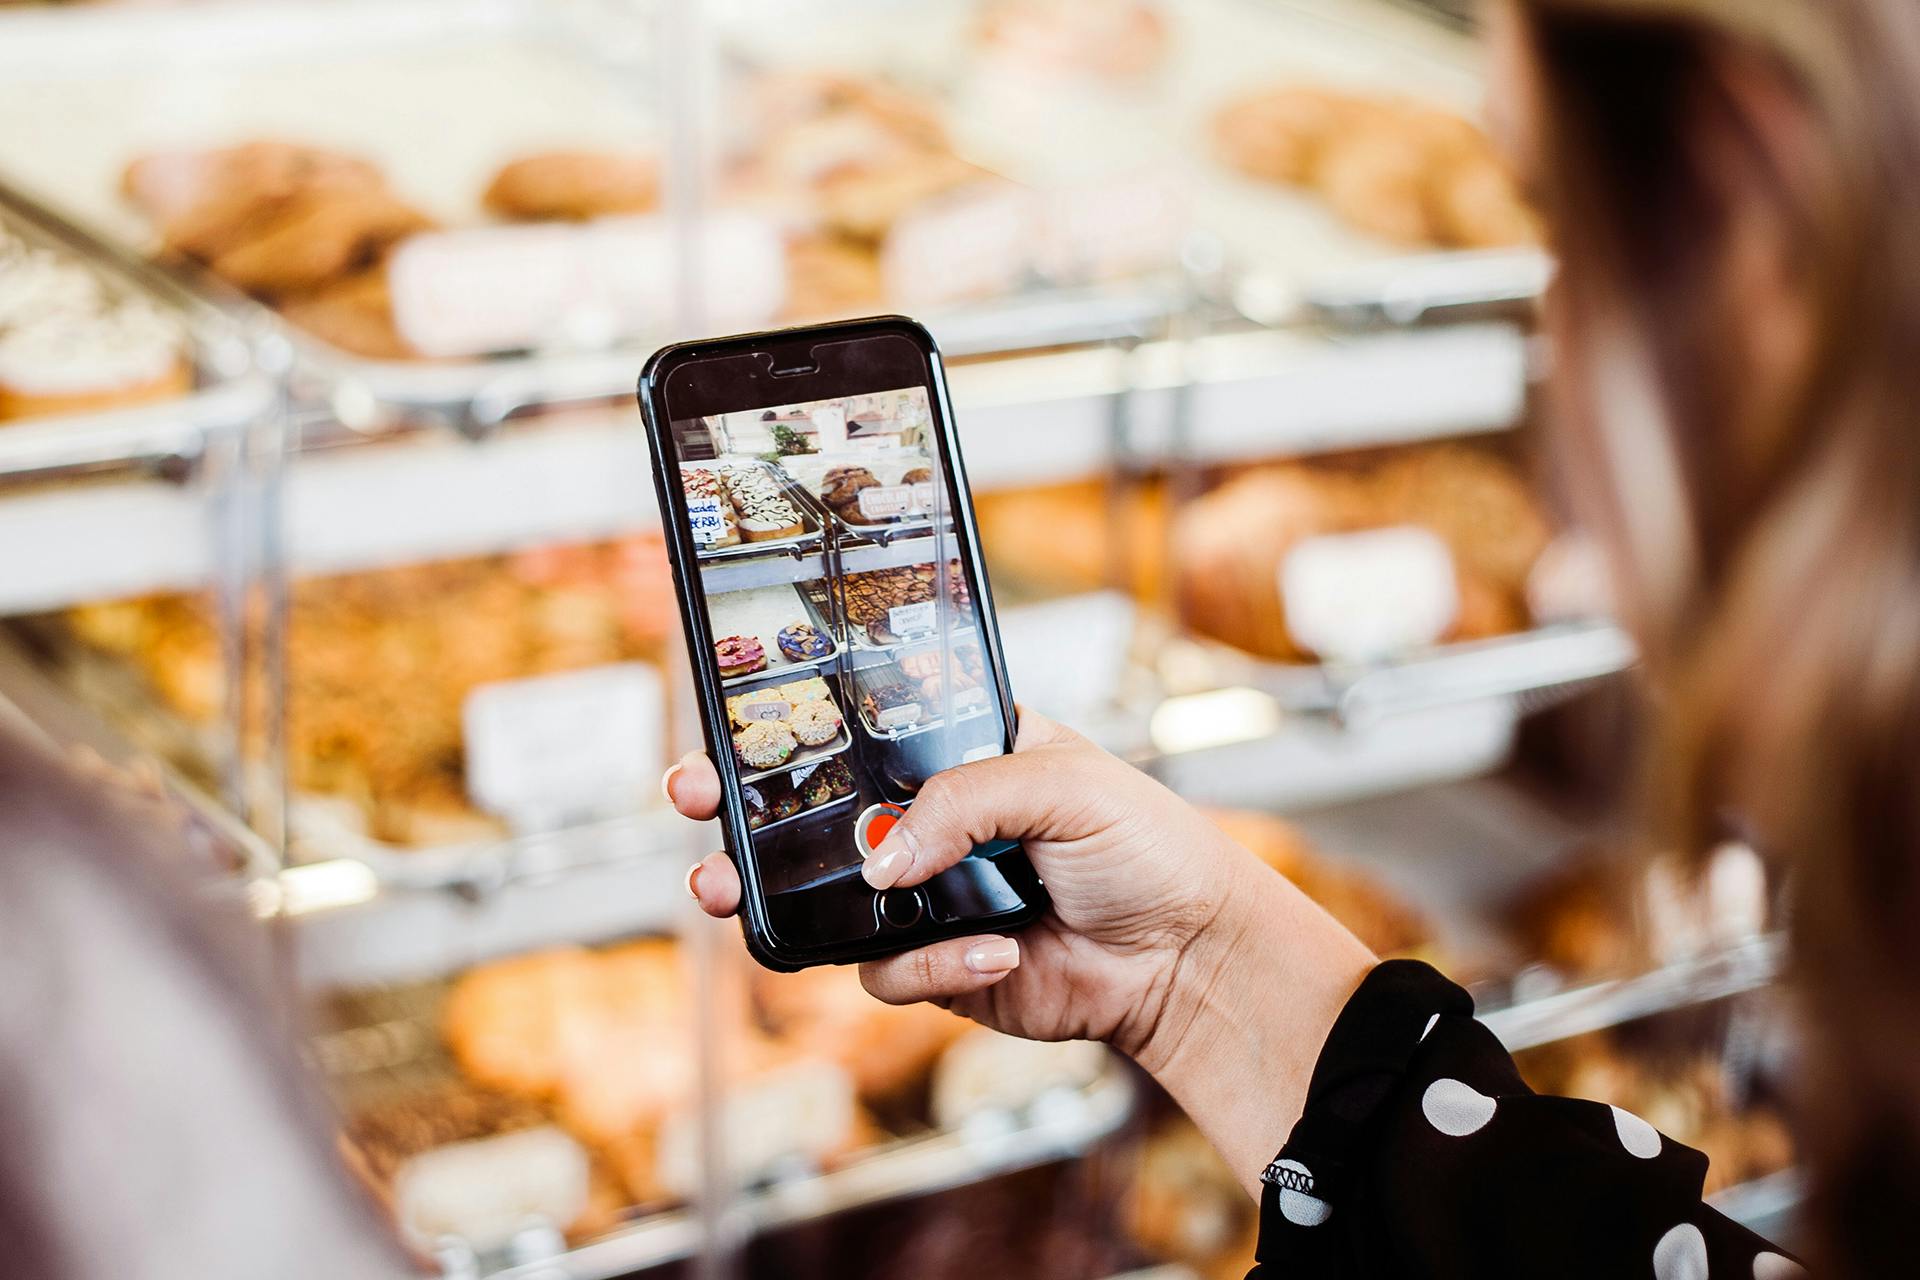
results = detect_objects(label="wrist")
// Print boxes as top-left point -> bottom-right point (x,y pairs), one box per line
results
1132,849 -> 1375,1196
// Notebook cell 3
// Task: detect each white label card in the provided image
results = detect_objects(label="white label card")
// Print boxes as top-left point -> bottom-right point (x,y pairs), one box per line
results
857,485 -> 915,521
737,698 -> 789,723
888,601 -> 937,637
464,664 -> 664,821
876,702 -> 923,731
788,763 -> 819,786
1280,527 -> 1459,663
686,496 -> 727,546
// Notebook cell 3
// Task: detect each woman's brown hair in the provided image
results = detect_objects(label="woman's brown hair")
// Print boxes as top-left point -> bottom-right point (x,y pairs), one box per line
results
1508,0 -> 1920,1271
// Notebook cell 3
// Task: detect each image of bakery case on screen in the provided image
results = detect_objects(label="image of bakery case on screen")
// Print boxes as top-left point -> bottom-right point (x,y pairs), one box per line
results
671,374 -> 1027,961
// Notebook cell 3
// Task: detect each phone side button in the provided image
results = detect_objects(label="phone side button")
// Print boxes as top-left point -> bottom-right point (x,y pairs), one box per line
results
877,889 -> 926,930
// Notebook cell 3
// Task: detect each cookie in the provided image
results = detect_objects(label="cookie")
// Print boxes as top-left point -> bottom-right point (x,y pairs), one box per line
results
735,720 -> 797,770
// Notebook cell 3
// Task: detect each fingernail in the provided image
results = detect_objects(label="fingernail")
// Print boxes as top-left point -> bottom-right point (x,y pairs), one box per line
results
661,761 -> 684,805
684,862 -> 703,902
861,836 -> 909,889
965,938 -> 1020,974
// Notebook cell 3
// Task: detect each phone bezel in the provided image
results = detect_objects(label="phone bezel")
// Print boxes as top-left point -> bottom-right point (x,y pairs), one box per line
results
638,315 -> 1047,970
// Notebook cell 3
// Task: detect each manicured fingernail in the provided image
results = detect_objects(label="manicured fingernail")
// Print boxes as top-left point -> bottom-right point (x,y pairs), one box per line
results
684,862 -> 703,902
861,836 -> 909,889
965,938 -> 1020,974
661,761 -> 684,805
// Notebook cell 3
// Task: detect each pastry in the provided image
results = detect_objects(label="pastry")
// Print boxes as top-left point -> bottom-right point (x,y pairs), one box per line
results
900,465 -> 932,486
799,771 -> 834,807
715,635 -> 768,679
777,676 -> 831,705
0,227 -> 191,422
735,720 -> 797,770
860,675 -> 922,729
788,698 -> 844,747
208,187 -> 434,296
277,268 -> 418,360
776,621 -> 834,662
743,785 -> 771,829
719,462 -> 805,541
483,150 -> 660,222
768,789 -> 804,820
727,689 -> 783,730
1213,85 -> 1536,249
818,758 -> 856,798
1171,445 -> 1548,663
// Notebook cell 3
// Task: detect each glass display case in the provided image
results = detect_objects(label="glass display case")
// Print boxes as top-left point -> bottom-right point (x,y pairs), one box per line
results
0,0 -> 1803,1274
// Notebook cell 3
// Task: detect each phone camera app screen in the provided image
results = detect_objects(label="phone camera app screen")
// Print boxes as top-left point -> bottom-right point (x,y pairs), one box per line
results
672,386 -> 1008,896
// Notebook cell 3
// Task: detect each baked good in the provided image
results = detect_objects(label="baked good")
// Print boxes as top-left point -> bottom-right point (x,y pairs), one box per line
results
900,466 -> 932,486
798,771 -> 834,807
483,150 -> 660,222
735,720 -> 797,770
768,789 -> 804,820
1172,445 -> 1548,663
719,462 -> 805,541
776,621 -> 834,662
65,534 -> 676,850
819,758 -> 856,798
787,698 -> 844,747
277,268 -> 417,360
1213,85 -> 1536,249
0,226 -> 191,422
122,138 -> 438,355
715,635 -> 767,679
743,785 -> 771,829
208,187 -> 433,296
861,675 -> 922,729
820,465 -> 881,522
777,676 -> 831,705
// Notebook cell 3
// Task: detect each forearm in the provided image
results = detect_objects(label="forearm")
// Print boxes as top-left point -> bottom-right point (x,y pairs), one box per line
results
1134,861 -> 1375,1199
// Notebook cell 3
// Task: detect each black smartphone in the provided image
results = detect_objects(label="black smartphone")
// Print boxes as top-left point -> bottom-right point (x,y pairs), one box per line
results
638,316 -> 1048,970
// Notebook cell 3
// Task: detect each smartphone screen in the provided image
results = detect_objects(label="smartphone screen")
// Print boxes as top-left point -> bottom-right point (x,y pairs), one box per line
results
645,323 -> 1040,966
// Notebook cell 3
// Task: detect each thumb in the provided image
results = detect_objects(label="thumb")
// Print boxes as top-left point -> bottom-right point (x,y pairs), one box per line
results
859,719 -> 1086,891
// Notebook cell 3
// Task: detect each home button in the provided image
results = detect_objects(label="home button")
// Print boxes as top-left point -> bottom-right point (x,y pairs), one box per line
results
877,889 -> 925,929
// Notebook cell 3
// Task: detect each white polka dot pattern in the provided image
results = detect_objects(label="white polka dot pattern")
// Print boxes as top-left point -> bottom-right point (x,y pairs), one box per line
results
1653,1223 -> 1710,1280
1271,1159 -> 1333,1227
1752,1254 -> 1805,1279
1422,1078 -> 1497,1137
1611,1105 -> 1662,1159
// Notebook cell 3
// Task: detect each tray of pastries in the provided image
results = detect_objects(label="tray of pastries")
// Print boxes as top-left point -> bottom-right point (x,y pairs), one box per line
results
809,562 -> 975,650
852,643 -> 993,739
681,459 -> 822,559
323,932 -> 1129,1269
723,671 -> 853,783
0,180 -> 266,468
777,451 -> 941,534
1170,441 -> 1554,665
33,533 -> 676,858
706,580 -> 839,688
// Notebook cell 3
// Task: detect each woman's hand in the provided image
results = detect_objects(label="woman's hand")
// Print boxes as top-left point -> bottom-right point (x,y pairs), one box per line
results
663,709 -> 1376,1192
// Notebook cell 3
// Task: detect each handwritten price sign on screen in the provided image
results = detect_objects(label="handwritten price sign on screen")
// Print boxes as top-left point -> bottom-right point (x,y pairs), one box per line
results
687,496 -> 728,546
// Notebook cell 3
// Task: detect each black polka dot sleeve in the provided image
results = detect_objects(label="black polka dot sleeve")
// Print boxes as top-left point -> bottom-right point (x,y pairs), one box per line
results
1249,960 -> 1808,1279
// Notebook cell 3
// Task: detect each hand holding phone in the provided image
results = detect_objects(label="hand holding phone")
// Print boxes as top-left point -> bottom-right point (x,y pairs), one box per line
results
639,317 -> 1048,969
